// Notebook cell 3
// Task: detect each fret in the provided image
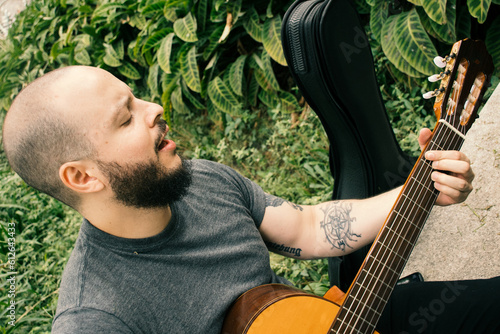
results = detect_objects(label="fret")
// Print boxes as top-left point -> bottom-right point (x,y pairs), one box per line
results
407,175 -> 435,195
329,39 -> 491,334
384,225 -> 415,249
345,288 -> 386,316
401,193 -> 432,216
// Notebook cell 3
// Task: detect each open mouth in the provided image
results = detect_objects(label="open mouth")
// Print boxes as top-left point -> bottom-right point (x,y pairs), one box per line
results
158,139 -> 168,151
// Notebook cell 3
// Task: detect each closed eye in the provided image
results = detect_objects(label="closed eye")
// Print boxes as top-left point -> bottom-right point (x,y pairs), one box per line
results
121,113 -> 133,126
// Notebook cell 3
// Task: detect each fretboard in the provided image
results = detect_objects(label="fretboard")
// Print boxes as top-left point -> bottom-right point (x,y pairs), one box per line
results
330,121 -> 466,333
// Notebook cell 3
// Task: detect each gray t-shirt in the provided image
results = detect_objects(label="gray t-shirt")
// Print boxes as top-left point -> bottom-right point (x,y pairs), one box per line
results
51,159 -> 289,333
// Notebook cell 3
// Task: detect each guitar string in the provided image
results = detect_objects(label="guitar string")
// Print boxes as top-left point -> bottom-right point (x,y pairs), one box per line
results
334,126 -> 454,333
334,62 -> 469,332
356,89 -> 466,328
335,104 -> 465,333
343,125 -> 463,333
352,62 -> 473,332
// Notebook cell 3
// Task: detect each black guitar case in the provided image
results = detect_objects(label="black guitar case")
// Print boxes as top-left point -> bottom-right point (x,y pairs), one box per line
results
281,0 -> 415,291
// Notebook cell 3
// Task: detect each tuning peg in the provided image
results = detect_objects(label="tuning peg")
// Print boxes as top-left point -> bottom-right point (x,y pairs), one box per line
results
423,88 -> 445,99
428,74 -> 441,82
428,70 -> 451,82
433,56 -> 447,68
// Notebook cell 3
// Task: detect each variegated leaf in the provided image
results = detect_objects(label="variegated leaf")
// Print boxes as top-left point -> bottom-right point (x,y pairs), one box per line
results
158,33 -> 175,74
140,1 -> 166,15
422,0 -> 447,24
370,0 -> 389,42
229,55 -> 247,97
394,9 -> 437,76
407,0 -> 424,5
243,6 -> 262,43
118,62 -> 141,80
74,49 -> 91,65
208,77 -> 241,116
428,0 -> 456,44
258,89 -> 278,109
485,16 -> 500,72
261,50 -> 281,92
174,12 -> 198,42
143,28 -> 172,53
262,15 -> 287,66
180,45 -> 201,93
181,80 -> 205,110
171,86 -> 191,114
467,0 -> 492,23
147,63 -> 160,97
278,91 -> 301,113
380,14 -> 423,77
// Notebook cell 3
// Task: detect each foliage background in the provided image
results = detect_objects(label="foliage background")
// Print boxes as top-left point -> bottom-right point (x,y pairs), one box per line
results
0,0 -> 498,332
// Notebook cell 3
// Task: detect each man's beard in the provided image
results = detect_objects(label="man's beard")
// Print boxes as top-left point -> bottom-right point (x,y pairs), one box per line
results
96,157 -> 192,209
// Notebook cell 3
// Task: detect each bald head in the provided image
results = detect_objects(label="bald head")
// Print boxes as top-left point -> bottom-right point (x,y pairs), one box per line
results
3,66 -> 99,209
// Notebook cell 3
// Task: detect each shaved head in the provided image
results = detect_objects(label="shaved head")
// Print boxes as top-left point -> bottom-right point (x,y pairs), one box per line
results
3,66 -> 96,209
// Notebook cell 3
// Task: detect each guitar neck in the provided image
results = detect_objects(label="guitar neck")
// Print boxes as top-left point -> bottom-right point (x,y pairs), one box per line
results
331,121 -> 466,333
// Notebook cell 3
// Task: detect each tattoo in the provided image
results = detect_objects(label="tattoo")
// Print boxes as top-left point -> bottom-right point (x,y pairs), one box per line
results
265,194 -> 303,211
266,241 -> 302,257
320,202 -> 361,252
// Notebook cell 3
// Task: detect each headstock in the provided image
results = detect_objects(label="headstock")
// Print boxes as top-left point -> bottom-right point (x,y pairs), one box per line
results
423,39 -> 494,136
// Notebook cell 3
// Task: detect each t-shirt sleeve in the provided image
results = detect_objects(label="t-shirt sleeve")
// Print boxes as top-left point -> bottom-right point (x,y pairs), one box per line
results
52,308 -> 133,334
197,160 -> 267,227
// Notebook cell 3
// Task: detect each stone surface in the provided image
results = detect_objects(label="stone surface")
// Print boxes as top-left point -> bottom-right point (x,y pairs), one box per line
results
402,84 -> 500,281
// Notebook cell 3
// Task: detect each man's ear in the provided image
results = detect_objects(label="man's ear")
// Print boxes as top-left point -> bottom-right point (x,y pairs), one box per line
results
59,161 -> 104,194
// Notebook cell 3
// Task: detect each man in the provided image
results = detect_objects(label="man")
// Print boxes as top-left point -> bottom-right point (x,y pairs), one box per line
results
3,66 -> 497,333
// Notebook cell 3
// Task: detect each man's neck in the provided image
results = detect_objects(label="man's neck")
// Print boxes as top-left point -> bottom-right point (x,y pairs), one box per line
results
82,203 -> 172,239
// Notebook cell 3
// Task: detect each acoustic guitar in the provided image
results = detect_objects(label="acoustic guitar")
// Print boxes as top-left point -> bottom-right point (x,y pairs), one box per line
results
221,39 -> 494,334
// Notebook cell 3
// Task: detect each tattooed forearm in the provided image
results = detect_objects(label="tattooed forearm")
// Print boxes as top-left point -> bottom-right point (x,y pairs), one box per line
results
265,194 -> 303,211
266,241 -> 302,257
320,201 -> 361,252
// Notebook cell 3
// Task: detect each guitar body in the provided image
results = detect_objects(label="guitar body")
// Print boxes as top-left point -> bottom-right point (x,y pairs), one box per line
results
221,284 -> 379,334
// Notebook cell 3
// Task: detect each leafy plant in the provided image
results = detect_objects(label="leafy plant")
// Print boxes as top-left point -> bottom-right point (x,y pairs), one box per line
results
361,0 -> 500,78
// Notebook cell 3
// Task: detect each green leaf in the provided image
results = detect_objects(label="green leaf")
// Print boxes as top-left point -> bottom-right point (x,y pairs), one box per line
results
258,89 -> 278,109
180,45 -> 201,93
422,0 -> 447,24
157,33 -> 175,74
147,63 -> 160,97
143,28 -> 173,53
247,74 -> 259,107
262,15 -> 287,66
381,14 -> 423,77
393,9 -> 438,76
407,0 -> 424,5
118,62 -> 141,80
208,77 -> 241,116
467,0 -> 491,23
181,80 -> 205,110
261,50 -> 280,92
103,43 -> 122,67
171,86 -> 191,114
370,0 -> 389,42
354,0 -> 371,14
456,5 -> 472,40
485,16 -> 500,73
427,0 -> 456,44
92,3 -> 127,21
173,12 -> 198,42
243,6 -> 262,43
141,1 -> 166,16
278,91 -> 301,113
74,49 -> 91,65
197,0 -> 208,31
229,55 -> 247,97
